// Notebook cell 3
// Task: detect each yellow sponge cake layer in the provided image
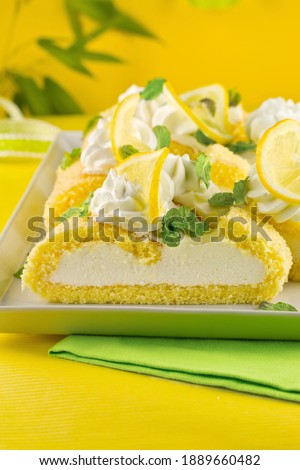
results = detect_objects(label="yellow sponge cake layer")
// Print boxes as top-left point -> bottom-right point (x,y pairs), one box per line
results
272,219 -> 300,281
44,161 -> 106,220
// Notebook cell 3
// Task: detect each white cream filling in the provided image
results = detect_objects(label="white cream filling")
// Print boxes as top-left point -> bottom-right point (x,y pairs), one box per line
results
50,237 -> 265,287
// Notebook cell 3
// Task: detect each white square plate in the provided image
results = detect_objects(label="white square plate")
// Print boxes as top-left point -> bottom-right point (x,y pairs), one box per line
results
1,132 -> 300,339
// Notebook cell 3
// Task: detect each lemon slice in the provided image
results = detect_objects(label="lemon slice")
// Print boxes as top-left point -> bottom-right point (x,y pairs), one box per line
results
164,82 -> 232,145
110,93 -> 153,161
116,147 -> 170,221
256,119 -> 300,204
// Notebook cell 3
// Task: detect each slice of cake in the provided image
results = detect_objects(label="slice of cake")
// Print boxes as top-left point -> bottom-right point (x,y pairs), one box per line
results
22,206 -> 291,305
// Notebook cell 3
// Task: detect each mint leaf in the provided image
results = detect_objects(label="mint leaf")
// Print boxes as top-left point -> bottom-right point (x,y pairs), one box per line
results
60,147 -> 81,170
120,144 -> 139,158
233,177 -> 249,205
228,88 -> 241,107
209,178 -> 249,207
14,265 -> 25,279
194,129 -> 216,146
208,192 -> 235,207
60,192 -> 94,220
153,125 -> 171,149
196,153 -> 211,189
83,115 -> 101,137
258,301 -> 298,312
228,141 -> 256,154
161,206 -> 206,247
200,98 -> 216,116
140,78 -> 166,100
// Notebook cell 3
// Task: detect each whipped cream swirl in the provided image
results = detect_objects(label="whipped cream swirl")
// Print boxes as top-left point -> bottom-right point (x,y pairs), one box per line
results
118,84 -> 203,151
246,97 -> 300,142
248,165 -> 300,223
81,118 -> 116,174
90,169 -> 145,219
161,153 -> 220,217
90,153 -> 221,229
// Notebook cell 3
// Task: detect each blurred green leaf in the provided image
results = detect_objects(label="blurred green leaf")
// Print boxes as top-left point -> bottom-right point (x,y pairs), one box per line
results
65,0 -> 83,38
10,73 -> 52,115
44,77 -> 82,114
68,0 -> 155,39
13,91 -> 26,112
81,50 -> 122,62
117,13 -> 156,38
68,0 -> 116,23
37,38 -> 91,75
189,0 -> 238,7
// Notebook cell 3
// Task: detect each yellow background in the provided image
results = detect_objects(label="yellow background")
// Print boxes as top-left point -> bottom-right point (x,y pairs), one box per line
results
2,0 -> 300,114
2,1 -> 300,450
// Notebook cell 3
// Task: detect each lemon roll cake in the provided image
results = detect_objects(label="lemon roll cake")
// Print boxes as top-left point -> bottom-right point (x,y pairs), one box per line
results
24,79 -> 296,304
248,119 -> 300,280
22,206 -> 291,305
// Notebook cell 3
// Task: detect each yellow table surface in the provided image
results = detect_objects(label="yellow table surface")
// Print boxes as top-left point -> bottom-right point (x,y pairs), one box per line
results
1,116 -> 300,450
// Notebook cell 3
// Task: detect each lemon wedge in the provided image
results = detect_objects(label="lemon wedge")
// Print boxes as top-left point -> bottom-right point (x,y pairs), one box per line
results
164,82 -> 232,145
256,119 -> 300,204
116,147 -> 170,221
110,93 -> 154,161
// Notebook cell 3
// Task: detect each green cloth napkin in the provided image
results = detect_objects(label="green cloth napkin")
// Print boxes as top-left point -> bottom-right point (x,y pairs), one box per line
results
49,336 -> 300,403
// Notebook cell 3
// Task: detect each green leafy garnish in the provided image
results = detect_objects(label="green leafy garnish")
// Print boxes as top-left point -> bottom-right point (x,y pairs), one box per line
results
208,192 -> 235,207
83,115 -> 102,137
228,88 -> 242,107
120,144 -> 139,158
140,78 -> 166,101
194,129 -> 216,146
200,98 -> 216,116
60,147 -> 81,170
228,141 -> 256,154
258,301 -> 298,312
161,206 -> 206,247
233,177 -> 249,205
14,265 -> 25,279
209,177 -> 249,207
196,153 -> 211,189
153,125 -> 171,149
60,192 -> 94,220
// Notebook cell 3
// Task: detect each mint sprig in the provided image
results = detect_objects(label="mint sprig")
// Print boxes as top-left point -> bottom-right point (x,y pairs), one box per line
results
14,265 -> 25,279
200,98 -> 216,116
60,147 -> 81,170
228,141 -> 256,154
83,115 -> 101,137
60,192 -> 94,220
194,129 -> 216,146
233,178 -> 249,205
162,206 -> 206,247
228,88 -> 242,107
120,144 -> 139,158
208,192 -> 235,207
258,301 -> 298,312
196,153 -> 211,189
153,125 -> 171,149
140,78 -> 166,101
209,177 -> 249,207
